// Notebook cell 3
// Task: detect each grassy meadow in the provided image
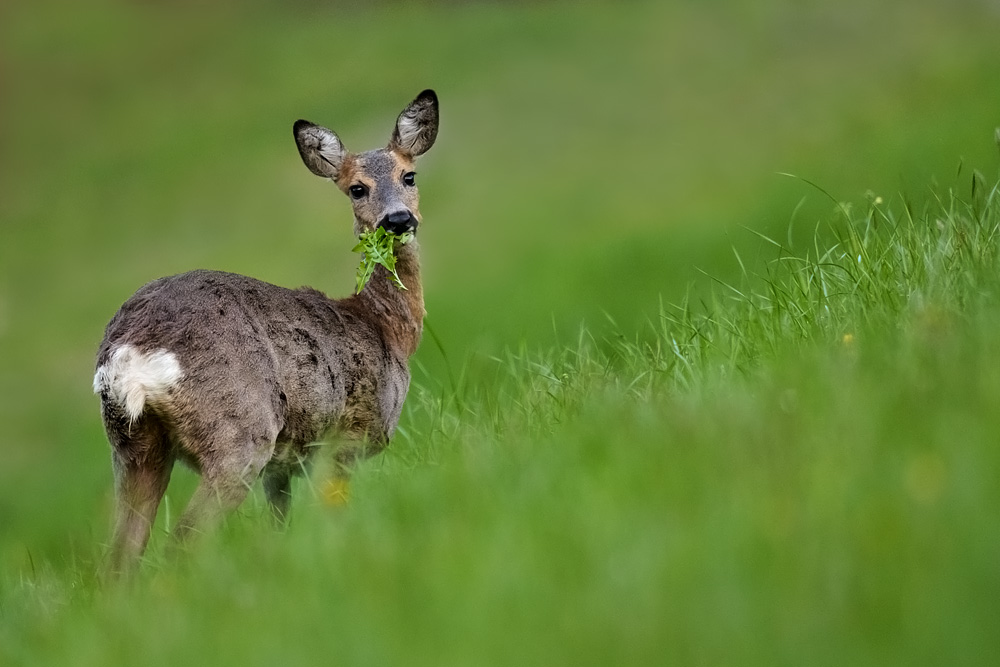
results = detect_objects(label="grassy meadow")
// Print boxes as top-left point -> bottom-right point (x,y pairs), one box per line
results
2,0 -> 1000,664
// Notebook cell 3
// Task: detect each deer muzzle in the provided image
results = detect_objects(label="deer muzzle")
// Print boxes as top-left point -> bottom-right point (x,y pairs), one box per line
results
379,210 -> 418,235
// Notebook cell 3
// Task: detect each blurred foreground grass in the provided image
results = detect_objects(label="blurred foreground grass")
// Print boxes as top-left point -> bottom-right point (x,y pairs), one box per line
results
2,0 -> 1000,664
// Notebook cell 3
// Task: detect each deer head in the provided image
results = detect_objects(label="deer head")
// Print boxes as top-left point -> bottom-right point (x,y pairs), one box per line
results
293,89 -> 439,237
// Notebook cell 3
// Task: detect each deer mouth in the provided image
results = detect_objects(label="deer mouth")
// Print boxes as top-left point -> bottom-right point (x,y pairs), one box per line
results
379,210 -> 418,235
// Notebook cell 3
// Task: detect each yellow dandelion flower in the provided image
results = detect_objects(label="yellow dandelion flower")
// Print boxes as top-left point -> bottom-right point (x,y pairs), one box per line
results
321,478 -> 351,507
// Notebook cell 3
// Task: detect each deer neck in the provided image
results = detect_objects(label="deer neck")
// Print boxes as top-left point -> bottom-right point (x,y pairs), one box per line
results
355,239 -> 425,357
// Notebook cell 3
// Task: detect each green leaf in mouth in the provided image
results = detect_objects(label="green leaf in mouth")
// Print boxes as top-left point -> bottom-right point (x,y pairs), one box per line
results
352,227 -> 413,294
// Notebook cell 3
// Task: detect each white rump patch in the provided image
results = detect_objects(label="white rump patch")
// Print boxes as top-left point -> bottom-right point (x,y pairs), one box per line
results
93,344 -> 183,422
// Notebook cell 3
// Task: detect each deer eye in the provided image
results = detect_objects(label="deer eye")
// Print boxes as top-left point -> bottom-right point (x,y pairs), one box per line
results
402,172 -> 416,187
348,184 -> 368,200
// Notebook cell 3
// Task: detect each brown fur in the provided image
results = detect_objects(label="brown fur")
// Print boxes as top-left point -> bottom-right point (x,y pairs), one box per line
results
94,90 -> 439,574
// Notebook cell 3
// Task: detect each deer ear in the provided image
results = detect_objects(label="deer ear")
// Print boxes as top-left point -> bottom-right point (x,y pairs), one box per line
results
389,89 -> 439,158
294,120 -> 347,180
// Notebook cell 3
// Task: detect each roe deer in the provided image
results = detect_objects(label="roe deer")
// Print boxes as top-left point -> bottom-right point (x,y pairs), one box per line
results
93,90 -> 439,574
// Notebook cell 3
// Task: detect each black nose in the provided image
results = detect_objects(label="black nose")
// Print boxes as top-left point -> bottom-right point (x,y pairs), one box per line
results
379,210 -> 417,235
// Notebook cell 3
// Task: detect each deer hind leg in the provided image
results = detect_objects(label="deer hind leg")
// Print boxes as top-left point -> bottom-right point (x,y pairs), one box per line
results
106,417 -> 174,577
170,425 -> 278,545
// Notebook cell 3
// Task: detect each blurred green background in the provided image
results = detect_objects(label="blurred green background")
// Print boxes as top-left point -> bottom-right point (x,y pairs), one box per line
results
1,0 -> 999,627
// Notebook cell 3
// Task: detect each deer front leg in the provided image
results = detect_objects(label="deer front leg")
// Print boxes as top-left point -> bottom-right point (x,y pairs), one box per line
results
262,463 -> 292,524
318,425 -> 391,507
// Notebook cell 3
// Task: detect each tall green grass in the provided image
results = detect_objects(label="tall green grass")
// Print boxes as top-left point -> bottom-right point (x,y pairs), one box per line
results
3,179 -> 998,666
